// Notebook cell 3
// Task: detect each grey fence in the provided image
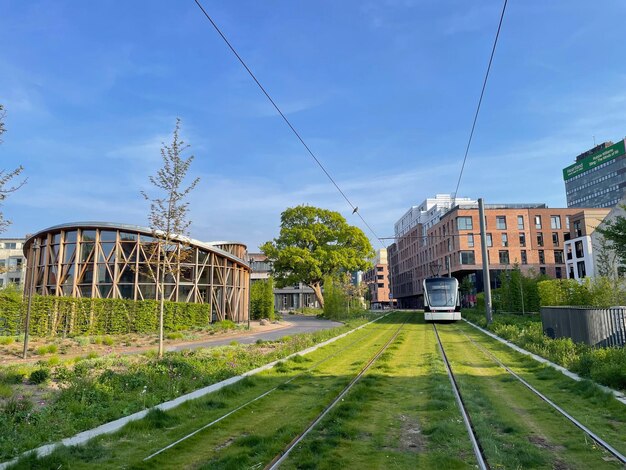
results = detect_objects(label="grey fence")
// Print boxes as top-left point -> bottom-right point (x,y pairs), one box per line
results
540,306 -> 626,347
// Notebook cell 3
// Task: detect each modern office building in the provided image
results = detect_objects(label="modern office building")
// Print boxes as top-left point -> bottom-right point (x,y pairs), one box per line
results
362,248 -> 395,309
0,238 -> 26,288
563,209 -> 610,280
389,202 -> 597,308
564,138 -> 626,208
394,194 -> 477,237
23,222 -> 251,323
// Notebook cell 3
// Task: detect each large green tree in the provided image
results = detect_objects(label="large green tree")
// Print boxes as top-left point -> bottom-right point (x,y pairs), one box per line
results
261,205 -> 374,307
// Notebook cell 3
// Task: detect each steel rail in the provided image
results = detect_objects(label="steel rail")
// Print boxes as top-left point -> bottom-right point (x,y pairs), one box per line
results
266,316 -> 409,469
143,312 -> 396,461
456,326 -> 626,465
433,324 -> 489,470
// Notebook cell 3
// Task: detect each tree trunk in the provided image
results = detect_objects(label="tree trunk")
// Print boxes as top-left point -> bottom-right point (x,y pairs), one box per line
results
310,282 -> 324,309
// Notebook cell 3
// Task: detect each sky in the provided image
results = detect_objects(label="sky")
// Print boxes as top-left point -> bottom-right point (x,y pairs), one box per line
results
1,0 -> 626,251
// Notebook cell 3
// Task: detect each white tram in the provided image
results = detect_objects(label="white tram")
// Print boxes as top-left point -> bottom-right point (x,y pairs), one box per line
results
423,277 -> 461,321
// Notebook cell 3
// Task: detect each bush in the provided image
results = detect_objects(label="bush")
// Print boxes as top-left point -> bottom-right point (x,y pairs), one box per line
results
0,336 -> 14,346
250,278 -> 275,320
29,368 -> 50,384
463,308 -> 626,392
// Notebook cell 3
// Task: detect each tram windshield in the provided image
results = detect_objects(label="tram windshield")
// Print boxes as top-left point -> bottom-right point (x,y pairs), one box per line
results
425,278 -> 457,308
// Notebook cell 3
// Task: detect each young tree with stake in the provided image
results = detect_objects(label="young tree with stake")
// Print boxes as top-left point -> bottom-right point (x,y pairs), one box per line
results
142,118 -> 199,358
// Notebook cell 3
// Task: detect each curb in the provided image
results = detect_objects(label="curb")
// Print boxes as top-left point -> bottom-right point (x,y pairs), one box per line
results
463,319 -> 626,406
0,312 -> 390,469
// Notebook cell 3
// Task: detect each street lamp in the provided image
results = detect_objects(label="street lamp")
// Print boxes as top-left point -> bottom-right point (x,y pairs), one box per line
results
22,238 -> 38,359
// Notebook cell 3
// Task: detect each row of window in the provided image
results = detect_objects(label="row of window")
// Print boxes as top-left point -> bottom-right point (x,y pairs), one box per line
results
565,171 -> 617,195
457,215 -> 566,231
467,231 -> 564,248
568,185 -> 617,206
459,249 -> 564,265
0,242 -> 21,249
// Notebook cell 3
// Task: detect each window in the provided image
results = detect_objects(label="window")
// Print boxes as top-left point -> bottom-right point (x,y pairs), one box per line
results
457,216 -> 473,230
519,233 -> 526,247
554,250 -> 564,264
486,233 -> 493,247
555,266 -> 562,279
540,267 -> 546,275
460,251 -> 475,265
538,250 -> 545,264
501,233 -> 508,247
521,250 -> 527,265
537,232 -> 544,247
499,250 -> 509,264
550,215 -> 561,229
467,233 -> 474,248
376,266 -> 383,272
574,221 -> 582,237
552,232 -> 559,247
535,215 -> 542,229
566,244 -> 573,260
3,242 -> 16,249
377,283 -> 384,288
577,261 -> 586,278
517,216 -> 524,230
566,216 -> 570,230
377,275 -> 384,280
575,240 -> 584,258
496,216 -> 507,230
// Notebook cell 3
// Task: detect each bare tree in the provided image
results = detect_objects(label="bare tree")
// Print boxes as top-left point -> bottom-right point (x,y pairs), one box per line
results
141,118 -> 200,357
0,104 -> 26,233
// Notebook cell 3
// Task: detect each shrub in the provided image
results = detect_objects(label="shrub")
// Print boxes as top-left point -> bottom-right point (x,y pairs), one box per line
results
30,368 -> 50,384
0,336 -> 14,346
166,332 -> 184,340
102,337 -> 115,346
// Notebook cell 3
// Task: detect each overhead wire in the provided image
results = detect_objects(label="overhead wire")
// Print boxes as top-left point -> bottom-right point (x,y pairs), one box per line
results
452,0 -> 508,203
192,0 -> 386,248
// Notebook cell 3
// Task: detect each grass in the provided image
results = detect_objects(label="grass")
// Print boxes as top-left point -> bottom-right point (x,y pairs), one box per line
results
463,308 -> 626,392
0,313 -> 382,462
7,312 -> 397,468
0,337 -> 15,346
438,323 -> 626,468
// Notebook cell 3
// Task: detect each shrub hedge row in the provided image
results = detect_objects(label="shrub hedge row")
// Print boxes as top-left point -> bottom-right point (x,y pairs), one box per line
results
0,296 -> 211,337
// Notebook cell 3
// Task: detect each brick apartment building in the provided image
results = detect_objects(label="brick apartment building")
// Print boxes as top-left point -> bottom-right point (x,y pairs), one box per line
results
362,248 -> 395,309
389,203 -> 599,308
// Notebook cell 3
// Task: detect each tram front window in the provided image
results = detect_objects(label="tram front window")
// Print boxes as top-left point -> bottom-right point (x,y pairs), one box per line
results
425,278 -> 456,308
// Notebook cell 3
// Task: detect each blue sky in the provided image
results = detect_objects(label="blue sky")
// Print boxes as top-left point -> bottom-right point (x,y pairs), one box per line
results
1,0 -> 626,251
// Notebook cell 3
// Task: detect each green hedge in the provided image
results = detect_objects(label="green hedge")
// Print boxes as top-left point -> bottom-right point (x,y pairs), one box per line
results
537,277 -> 626,308
0,296 -> 211,337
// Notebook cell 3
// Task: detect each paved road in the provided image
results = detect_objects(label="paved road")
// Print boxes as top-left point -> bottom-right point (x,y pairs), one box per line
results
169,314 -> 344,352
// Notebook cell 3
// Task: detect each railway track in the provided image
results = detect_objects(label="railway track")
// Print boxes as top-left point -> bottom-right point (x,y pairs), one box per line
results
142,314 -> 391,462
433,322 -> 626,468
265,317 -> 408,469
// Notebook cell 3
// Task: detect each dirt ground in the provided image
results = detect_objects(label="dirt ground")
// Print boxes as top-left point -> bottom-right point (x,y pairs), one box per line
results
0,319 -> 291,366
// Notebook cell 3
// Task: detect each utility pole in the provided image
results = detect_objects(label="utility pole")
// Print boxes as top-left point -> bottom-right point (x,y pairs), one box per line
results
22,239 -> 38,359
478,198 -> 493,324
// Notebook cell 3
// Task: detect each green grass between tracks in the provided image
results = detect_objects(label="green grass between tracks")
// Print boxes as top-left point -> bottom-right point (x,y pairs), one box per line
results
437,323 -> 625,469
279,313 -> 475,469
8,312 -> 406,469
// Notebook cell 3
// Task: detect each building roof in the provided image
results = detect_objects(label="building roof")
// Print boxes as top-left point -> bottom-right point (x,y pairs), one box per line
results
24,221 -> 249,267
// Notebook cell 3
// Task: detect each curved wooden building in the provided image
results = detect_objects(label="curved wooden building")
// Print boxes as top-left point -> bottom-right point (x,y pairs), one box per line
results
23,222 -> 250,323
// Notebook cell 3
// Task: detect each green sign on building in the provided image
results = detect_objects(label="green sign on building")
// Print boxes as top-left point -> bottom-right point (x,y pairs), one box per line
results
563,140 -> 626,180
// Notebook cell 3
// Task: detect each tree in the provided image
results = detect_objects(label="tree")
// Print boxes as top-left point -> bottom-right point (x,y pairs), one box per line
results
597,207 -> 626,266
141,118 -> 199,357
261,205 -> 374,308
595,235 -> 619,279
250,277 -> 275,320
0,104 -> 26,233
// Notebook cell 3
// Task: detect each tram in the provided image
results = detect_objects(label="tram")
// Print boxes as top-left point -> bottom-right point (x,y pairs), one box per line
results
423,277 -> 461,321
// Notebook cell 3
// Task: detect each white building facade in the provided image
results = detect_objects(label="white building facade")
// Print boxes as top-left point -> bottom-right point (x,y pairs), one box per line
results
0,238 -> 26,288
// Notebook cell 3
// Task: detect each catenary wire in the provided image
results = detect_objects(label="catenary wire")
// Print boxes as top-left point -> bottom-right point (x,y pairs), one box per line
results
452,0 -> 508,202
192,0 -> 386,248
